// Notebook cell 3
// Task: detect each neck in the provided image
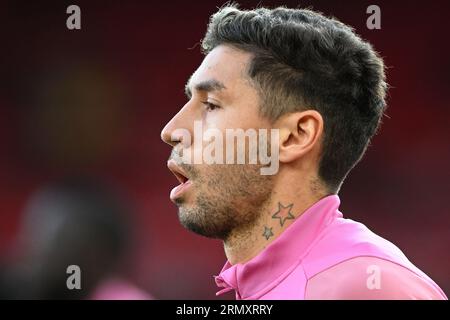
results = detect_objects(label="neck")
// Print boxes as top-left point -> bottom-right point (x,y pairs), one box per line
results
223,176 -> 329,265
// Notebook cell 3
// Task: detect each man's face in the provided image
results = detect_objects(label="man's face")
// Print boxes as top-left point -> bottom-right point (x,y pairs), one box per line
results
161,45 -> 275,240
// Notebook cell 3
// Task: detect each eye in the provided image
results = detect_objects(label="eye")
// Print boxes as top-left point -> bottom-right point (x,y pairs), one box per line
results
202,101 -> 221,112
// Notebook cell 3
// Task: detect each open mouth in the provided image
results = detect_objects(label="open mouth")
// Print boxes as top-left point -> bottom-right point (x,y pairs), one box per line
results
167,159 -> 193,201
167,160 -> 189,183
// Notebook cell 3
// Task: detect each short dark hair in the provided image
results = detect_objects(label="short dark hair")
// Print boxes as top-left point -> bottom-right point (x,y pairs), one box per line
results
202,5 -> 387,192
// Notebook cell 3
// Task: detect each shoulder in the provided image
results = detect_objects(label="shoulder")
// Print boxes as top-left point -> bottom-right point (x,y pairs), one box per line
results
305,256 -> 447,300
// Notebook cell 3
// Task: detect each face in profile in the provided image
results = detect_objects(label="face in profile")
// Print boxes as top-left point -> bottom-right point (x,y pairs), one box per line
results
161,45 -> 276,240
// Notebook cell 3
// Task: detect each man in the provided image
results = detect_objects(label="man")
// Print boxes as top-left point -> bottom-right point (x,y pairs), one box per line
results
161,5 -> 447,299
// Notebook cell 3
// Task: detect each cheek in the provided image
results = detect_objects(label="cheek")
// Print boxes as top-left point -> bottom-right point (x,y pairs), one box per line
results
194,164 -> 230,189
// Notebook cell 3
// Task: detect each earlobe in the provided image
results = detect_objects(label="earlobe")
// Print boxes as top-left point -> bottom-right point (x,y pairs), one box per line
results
277,110 -> 323,163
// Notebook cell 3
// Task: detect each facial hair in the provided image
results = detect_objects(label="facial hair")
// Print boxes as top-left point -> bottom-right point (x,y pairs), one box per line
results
171,150 -> 274,240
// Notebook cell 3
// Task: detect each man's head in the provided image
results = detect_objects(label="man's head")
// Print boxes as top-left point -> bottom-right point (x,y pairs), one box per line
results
161,5 -> 387,240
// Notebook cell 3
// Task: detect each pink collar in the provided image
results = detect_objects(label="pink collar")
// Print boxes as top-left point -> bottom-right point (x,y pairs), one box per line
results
214,195 -> 342,299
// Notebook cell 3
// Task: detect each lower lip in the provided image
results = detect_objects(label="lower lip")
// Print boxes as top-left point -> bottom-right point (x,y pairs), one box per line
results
170,180 -> 193,201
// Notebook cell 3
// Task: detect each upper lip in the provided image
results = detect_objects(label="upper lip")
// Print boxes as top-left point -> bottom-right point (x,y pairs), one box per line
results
167,159 -> 190,184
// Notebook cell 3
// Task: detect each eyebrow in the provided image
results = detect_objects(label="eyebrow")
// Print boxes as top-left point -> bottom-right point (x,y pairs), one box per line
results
185,78 -> 226,98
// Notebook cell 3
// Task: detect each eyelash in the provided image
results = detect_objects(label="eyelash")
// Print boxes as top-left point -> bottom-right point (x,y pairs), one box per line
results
202,101 -> 221,111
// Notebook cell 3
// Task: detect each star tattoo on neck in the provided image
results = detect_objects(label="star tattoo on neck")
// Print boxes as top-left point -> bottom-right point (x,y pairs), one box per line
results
272,202 -> 295,227
262,226 -> 274,240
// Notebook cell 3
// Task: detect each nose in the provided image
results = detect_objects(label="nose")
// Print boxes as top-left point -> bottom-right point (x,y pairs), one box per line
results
161,118 -> 177,147
160,104 -> 193,147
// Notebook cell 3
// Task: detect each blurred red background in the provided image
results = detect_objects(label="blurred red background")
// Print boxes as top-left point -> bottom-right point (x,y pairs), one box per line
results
0,0 -> 448,298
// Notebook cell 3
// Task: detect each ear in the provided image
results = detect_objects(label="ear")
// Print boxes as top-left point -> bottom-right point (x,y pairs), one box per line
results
275,110 -> 324,163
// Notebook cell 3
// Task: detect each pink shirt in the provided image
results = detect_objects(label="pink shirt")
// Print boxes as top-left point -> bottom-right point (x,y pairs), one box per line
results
215,195 -> 447,300
90,277 -> 153,300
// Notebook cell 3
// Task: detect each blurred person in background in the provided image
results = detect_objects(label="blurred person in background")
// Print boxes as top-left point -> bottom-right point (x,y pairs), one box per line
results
0,177 -> 151,300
